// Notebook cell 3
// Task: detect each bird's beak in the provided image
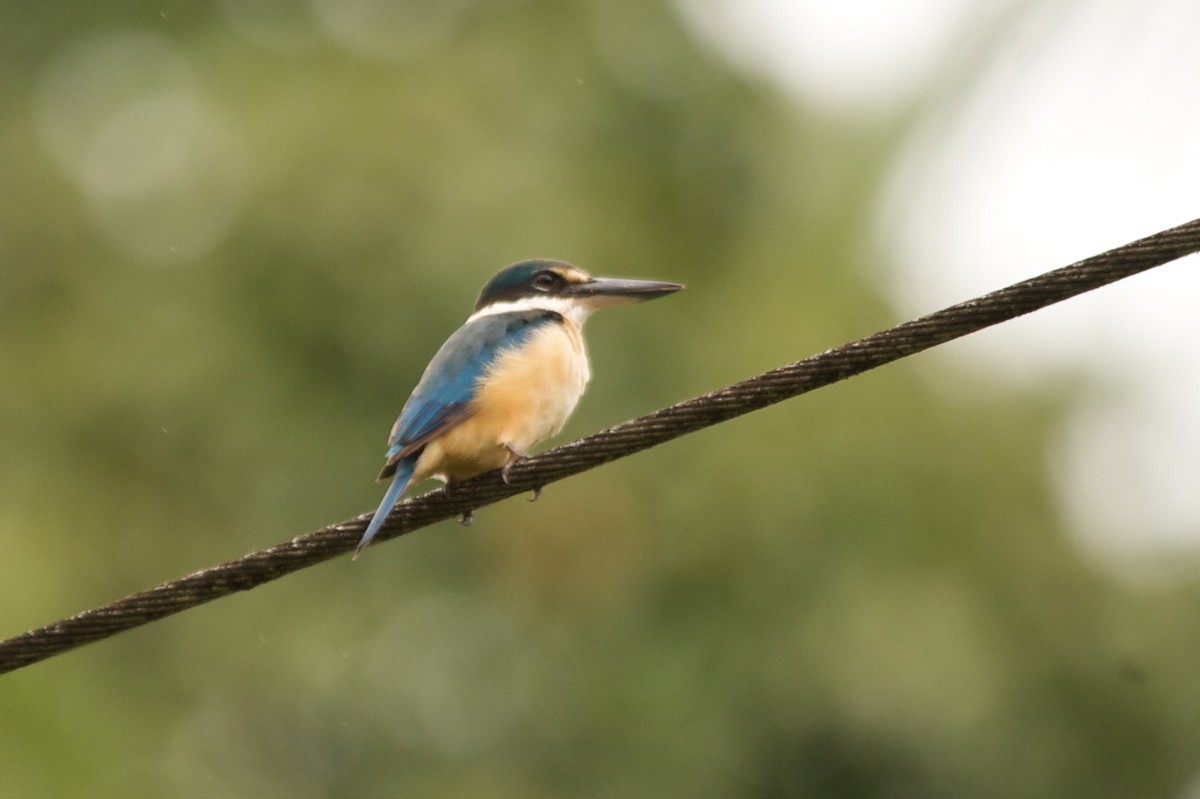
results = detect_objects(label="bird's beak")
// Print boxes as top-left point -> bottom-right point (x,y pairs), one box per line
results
566,276 -> 684,308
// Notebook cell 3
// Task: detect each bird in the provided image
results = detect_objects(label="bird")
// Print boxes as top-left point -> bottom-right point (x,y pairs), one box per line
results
354,259 -> 683,558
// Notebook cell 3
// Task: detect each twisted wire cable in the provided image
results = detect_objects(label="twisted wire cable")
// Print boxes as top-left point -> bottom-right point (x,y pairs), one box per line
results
2,216 -> 1198,675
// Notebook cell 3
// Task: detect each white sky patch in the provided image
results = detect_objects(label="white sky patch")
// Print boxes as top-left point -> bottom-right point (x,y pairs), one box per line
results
682,0 -> 1200,582
677,0 -> 994,115
877,0 -> 1200,581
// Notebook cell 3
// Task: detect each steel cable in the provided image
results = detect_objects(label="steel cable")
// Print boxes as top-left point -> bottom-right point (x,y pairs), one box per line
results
2,216 -> 1198,675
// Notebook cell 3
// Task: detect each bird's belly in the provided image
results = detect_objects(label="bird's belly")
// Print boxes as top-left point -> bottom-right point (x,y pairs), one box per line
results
415,424 -> 510,484
417,322 -> 589,484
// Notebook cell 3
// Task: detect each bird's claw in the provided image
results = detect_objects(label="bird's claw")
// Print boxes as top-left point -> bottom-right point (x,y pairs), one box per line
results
527,485 -> 544,503
458,509 -> 474,526
501,443 -> 530,486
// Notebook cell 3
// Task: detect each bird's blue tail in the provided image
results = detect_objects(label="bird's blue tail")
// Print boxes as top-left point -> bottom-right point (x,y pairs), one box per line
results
354,459 -> 415,559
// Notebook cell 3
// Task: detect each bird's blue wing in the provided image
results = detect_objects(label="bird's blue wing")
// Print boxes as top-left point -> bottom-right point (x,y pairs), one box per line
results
378,309 -> 560,478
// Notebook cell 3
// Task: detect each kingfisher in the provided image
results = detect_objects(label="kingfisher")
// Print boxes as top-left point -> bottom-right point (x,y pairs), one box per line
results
354,259 -> 683,558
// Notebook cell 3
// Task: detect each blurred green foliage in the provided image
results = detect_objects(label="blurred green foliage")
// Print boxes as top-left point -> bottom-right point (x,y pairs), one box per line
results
2,2 -> 1199,797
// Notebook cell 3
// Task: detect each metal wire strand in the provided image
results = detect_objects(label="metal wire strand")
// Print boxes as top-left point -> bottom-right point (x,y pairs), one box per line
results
2,216 -> 1199,675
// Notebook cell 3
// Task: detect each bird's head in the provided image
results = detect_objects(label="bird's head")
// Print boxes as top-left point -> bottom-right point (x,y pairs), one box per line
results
472,259 -> 683,324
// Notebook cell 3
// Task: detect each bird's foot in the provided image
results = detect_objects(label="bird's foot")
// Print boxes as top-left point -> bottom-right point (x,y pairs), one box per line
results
500,443 -> 530,485
527,485 -> 544,503
458,509 -> 474,526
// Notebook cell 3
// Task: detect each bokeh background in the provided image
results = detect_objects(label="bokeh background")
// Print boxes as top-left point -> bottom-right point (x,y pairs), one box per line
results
3,1 -> 1200,796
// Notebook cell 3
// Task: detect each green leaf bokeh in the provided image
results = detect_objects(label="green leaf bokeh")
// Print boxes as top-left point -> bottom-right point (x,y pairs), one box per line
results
2,2 -> 1199,797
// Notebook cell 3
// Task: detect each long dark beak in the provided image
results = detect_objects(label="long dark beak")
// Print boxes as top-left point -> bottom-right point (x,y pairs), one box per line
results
567,276 -> 684,304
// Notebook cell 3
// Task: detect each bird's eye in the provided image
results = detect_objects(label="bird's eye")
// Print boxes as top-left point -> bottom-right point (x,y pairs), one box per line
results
532,271 -> 560,291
